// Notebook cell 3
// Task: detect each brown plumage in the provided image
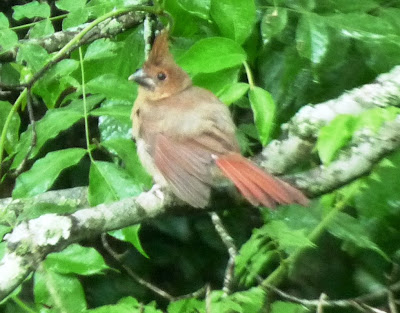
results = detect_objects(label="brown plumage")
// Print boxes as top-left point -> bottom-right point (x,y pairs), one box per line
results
129,31 -> 308,208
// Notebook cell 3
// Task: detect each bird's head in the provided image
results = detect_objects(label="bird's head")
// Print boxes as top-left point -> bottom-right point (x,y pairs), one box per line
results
129,30 -> 192,101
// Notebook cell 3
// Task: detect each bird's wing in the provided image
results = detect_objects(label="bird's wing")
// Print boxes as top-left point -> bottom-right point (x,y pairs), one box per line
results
153,129 -> 236,208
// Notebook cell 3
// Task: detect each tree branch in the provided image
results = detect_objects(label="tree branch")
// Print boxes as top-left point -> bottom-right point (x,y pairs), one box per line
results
0,11 -> 145,63
0,189 -> 167,301
256,65 -> 400,175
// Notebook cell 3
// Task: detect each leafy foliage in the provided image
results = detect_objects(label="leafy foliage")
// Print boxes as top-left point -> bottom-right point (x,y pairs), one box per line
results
1,0 -> 400,312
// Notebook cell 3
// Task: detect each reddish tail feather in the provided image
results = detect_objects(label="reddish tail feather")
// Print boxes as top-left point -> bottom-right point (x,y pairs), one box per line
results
216,154 -> 309,208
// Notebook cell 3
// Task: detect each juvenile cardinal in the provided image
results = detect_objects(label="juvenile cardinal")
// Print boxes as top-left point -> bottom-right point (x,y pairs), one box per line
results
129,31 -> 308,208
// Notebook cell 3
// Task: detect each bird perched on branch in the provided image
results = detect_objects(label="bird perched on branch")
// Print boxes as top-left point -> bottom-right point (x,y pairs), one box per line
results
129,30 -> 308,208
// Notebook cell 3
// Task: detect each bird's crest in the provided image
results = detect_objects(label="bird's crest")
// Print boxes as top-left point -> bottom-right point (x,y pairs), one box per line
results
147,30 -> 172,65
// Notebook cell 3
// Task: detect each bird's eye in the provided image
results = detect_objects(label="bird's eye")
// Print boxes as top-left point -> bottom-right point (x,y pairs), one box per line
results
157,72 -> 167,81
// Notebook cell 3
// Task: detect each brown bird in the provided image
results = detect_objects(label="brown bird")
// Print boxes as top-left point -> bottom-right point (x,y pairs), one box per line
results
129,31 -> 308,208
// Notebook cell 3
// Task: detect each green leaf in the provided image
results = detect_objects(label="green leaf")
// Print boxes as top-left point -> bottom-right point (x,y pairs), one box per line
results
325,13 -> 397,39
236,228 -> 278,286
0,242 -> 5,260
66,95 -> 104,114
355,151 -> 400,218
356,107 -> 399,132
0,101 -> 20,155
88,161 -> 143,206
210,0 -> 256,44
177,0 -> 211,19
90,105 -> 131,119
17,43 -> 50,73
109,225 -> 149,258
11,108 -> 83,169
34,269 -> 87,312
248,87 -> 276,146
296,14 -> 330,65
192,67 -> 240,95
85,39 -> 120,60
261,8 -> 288,44
328,212 -> 389,260
96,100 -> 132,141
33,59 -> 80,108
13,1 -> 51,20
63,8 -> 89,29
379,8 -> 400,34
13,148 -> 87,198
168,298 -> 204,313
318,0 -> 378,13
88,297 -> 162,313
288,0 -> 315,11
317,115 -> 356,164
30,18 -> 55,38
86,74 -> 136,101
178,37 -> 246,74
265,220 -> 315,253
102,138 -> 152,187
271,301 -> 309,313
56,0 -> 87,11
227,288 -> 265,313
0,226 -> 11,241
217,82 -> 249,105
358,39 -> 400,74
0,16 -> 18,52
86,0 -> 124,18
45,244 -> 109,275
0,13 -> 9,28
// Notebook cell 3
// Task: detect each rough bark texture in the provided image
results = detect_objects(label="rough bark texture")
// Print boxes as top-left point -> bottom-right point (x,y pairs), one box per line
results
256,65 -> 400,174
0,11 -> 145,62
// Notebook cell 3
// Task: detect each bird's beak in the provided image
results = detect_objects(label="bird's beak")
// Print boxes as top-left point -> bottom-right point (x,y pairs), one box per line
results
129,69 -> 155,90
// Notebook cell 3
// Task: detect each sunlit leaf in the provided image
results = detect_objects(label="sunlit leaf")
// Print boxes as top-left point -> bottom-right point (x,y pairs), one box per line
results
17,44 -> 50,73
317,115 -> 356,164
296,13 -> 330,65
85,39 -> 120,60
86,74 -> 136,101
56,0 -> 87,11
218,82 -> 249,105
87,297 -> 162,313
261,8 -> 288,44
178,37 -> 246,74
13,148 -> 87,198
109,225 -> 149,258
13,1 -> 51,20
63,8 -> 89,29
177,0 -> 211,19
271,301 -> 309,313
11,108 -> 84,169
0,14 -> 18,51
0,101 -> 20,155
30,18 -> 54,38
34,269 -> 87,312
248,87 -> 276,146
210,0 -> 256,44
45,244 -> 109,275
88,161 -> 143,206
102,138 -> 152,187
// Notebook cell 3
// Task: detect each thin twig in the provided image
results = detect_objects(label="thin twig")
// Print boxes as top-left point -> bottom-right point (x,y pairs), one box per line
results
101,233 -> 207,303
101,234 -> 174,301
206,284 -> 212,313
317,293 -> 327,313
262,281 -> 400,312
209,212 -> 237,296
388,290 -> 398,313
